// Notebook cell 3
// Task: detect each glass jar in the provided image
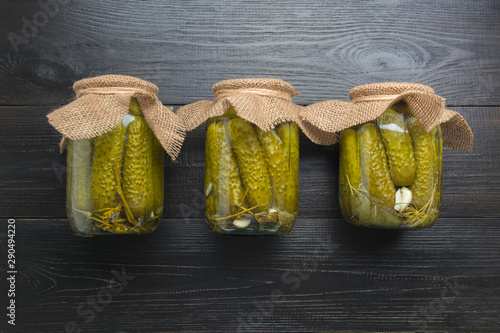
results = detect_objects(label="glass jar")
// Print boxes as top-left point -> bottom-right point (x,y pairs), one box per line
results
339,101 -> 443,229
66,99 -> 164,235
204,108 -> 299,235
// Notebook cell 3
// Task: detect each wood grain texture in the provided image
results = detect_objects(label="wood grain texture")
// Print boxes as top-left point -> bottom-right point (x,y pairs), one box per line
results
1,1 -> 499,332
2,218 -> 499,332
1,0 -> 499,106
0,106 -> 498,220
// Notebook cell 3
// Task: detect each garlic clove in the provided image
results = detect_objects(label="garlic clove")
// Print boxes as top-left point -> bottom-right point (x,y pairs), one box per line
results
205,183 -> 213,197
394,187 -> 412,212
122,114 -> 136,127
233,218 -> 252,229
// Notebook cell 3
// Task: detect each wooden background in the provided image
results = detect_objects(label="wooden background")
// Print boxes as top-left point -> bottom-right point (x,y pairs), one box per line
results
1,1 -> 499,332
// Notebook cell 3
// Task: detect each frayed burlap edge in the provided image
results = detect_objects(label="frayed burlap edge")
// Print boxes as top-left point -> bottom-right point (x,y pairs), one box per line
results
301,82 -> 473,151
177,78 -> 313,138
47,75 -> 185,160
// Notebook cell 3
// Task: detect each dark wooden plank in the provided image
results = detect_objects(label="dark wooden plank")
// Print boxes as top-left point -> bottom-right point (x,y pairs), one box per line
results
0,106 -> 498,220
1,0 -> 499,106
1,2 -> 499,332
4,217 -> 499,332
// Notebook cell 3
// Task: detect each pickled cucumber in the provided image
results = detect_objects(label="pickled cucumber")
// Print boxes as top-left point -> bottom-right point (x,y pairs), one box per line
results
277,123 -> 299,214
257,128 -> 288,211
138,95 -> 164,216
407,117 -> 441,210
359,123 -> 396,208
122,115 -> 154,220
415,125 -> 443,228
90,123 -> 126,211
378,109 -> 416,186
227,118 -> 272,213
352,185 -> 402,229
223,106 -> 237,118
339,129 -> 361,189
204,120 -> 218,218
67,139 -> 92,233
75,98 -> 163,234
67,139 -> 92,211
151,129 -> 164,215
434,124 -> 443,214
217,121 -> 245,217
129,98 -> 142,116
339,129 -> 360,218
357,185 -> 373,224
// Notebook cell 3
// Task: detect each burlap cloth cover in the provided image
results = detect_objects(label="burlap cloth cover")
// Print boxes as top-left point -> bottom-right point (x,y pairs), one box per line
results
177,78 -> 324,143
301,82 -> 473,151
47,75 -> 185,159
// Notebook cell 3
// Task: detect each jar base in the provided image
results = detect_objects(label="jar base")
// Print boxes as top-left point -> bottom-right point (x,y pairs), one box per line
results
206,211 -> 296,236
